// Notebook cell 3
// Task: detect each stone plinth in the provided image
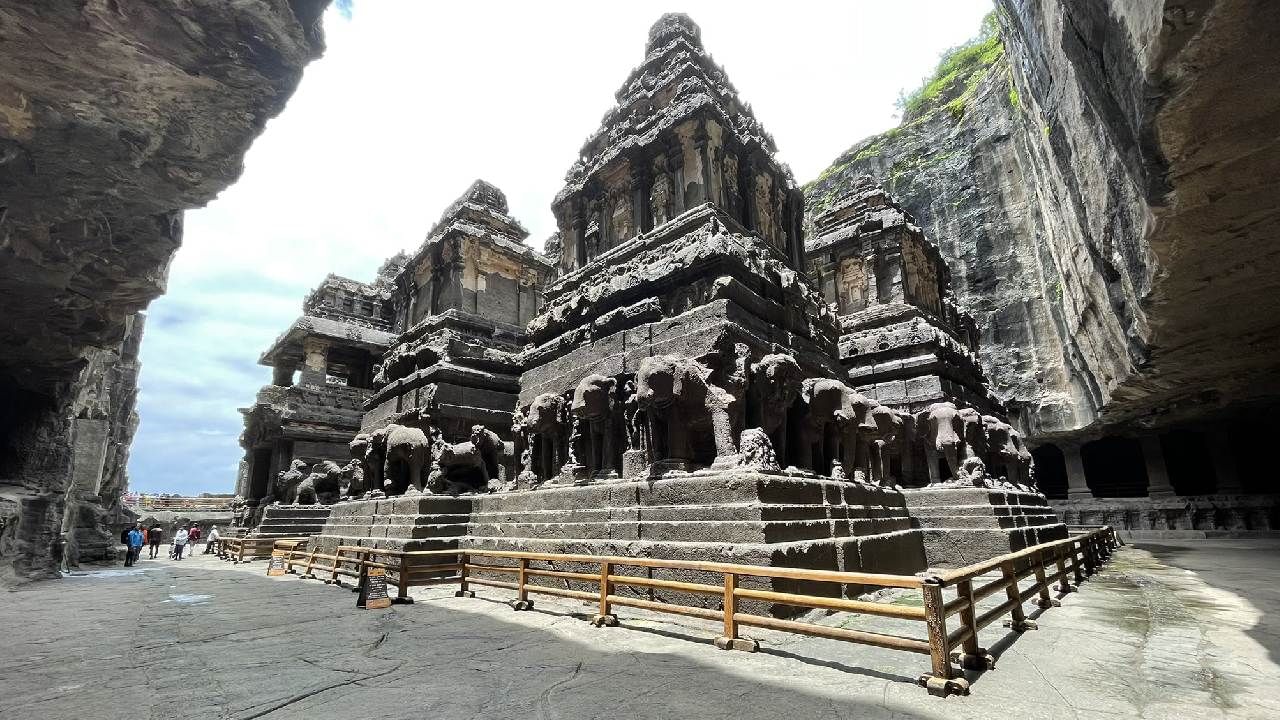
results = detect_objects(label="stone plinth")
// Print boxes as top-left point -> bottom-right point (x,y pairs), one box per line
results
901,487 -> 1067,567
312,472 -> 929,610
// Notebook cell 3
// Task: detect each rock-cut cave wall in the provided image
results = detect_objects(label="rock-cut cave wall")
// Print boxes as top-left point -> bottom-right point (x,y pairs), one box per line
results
0,1 -> 331,582
806,0 -> 1280,444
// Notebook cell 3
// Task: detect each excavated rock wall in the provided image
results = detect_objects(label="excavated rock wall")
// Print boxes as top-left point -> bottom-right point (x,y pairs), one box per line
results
806,1 -> 1280,442
0,1 -> 329,581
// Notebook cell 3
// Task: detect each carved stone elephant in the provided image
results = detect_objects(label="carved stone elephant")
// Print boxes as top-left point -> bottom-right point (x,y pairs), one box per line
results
571,374 -> 618,478
957,406 -> 987,460
797,378 -> 853,476
746,353 -> 802,468
351,427 -> 387,493
982,415 -> 1023,487
383,424 -> 431,495
522,393 -> 567,483
635,355 -> 733,467
864,404 -> 905,487
432,425 -> 503,493
917,402 -> 963,484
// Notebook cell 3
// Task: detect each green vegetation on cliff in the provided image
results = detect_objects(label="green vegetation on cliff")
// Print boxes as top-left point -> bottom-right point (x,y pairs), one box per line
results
898,12 -> 1003,120
804,11 -> 1009,213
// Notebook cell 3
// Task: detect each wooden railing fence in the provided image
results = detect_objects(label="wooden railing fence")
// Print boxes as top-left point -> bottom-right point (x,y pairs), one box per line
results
264,527 -> 1121,697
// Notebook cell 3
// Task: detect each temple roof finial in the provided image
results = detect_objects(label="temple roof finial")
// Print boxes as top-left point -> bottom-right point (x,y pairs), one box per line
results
647,13 -> 702,53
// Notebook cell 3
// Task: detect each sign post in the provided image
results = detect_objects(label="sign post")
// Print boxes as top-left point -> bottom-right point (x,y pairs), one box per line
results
357,564 -> 392,610
266,549 -> 287,576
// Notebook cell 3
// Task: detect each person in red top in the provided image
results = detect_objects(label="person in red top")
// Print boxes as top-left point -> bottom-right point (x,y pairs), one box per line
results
188,524 -> 201,552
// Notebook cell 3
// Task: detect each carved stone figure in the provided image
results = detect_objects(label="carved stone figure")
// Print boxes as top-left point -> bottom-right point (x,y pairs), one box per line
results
230,495 -> 247,527
572,374 -> 619,479
956,456 -> 987,486
351,427 -> 388,493
432,425 -> 503,493
865,404 -> 904,488
754,176 -> 775,245
274,459 -> 308,504
983,415 -> 1023,487
798,378 -> 870,479
736,428 -> 780,472
523,393 -> 568,483
746,353 -> 802,469
721,153 -> 739,218
383,424 -> 431,494
957,407 -> 987,460
635,354 -> 735,467
296,460 -> 344,505
917,402 -> 964,484
651,172 -> 673,227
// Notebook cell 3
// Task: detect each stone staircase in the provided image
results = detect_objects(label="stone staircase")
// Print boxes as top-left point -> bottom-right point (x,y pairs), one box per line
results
901,487 -> 1067,567
253,505 -> 334,538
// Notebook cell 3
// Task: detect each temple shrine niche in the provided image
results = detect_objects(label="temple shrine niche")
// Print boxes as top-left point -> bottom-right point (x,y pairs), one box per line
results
237,264 -> 402,526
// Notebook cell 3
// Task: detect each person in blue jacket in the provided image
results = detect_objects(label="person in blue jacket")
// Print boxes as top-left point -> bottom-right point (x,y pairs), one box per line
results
124,523 -> 145,567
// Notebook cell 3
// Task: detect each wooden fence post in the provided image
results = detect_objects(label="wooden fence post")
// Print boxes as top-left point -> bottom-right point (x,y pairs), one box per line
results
1001,560 -> 1037,631
1055,544 -> 1074,593
1033,550 -> 1059,609
919,579 -> 968,696
394,552 -> 413,604
455,552 -> 475,598
953,578 -> 994,670
592,561 -> 618,627
511,558 -> 533,611
714,573 -> 758,652
327,547 -> 344,585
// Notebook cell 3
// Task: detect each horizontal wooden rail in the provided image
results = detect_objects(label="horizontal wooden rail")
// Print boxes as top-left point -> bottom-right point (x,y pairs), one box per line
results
269,527 -> 1120,699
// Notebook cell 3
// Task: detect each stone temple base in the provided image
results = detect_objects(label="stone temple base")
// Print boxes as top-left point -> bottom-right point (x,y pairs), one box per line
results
901,487 -> 1067,568
252,504 -> 333,537
313,471 -> 928,610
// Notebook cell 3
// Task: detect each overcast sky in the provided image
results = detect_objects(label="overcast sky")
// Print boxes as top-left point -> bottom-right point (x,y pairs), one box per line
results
128,0 -> 994,495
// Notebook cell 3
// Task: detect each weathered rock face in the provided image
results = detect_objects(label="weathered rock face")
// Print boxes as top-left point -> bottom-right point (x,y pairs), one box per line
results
806,1 -> 1280,442
0,0 -> 329,581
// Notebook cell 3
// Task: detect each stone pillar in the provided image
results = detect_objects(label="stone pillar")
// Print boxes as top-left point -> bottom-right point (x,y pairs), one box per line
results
1208,429 -> 1242,493
742,155 -> 759,232
630,159 -> 650,235
300,337 -> 329,386
693,121 -> 711,206
272,362 -> 295,387
1064,443 -> 1092,499
1141,435 -> 1176,497
666,135 -> 685,215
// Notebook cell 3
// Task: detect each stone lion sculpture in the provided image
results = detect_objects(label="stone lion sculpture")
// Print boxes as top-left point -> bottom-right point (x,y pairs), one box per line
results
736,428 -> 780,473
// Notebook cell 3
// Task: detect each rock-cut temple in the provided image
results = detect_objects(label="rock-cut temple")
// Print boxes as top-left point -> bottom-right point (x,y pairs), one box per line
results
235,14 -> 1065,572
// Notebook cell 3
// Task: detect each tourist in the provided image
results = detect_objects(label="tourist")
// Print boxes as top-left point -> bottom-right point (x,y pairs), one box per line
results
173,526 -> 189,560
124,523 -> 144,567
188,524 -> 202,552
148,524 -> 163,559
204,525 -> 220,554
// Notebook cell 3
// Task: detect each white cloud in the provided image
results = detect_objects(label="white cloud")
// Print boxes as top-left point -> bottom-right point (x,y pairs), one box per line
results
129,0 -> 994,494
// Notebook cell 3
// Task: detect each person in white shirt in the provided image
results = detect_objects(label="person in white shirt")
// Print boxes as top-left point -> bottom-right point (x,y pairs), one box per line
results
173,527 -> 189,560
203,526 -> 221,555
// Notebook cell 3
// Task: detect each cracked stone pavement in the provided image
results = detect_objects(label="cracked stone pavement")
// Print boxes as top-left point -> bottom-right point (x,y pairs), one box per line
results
2,539 -> 1277,719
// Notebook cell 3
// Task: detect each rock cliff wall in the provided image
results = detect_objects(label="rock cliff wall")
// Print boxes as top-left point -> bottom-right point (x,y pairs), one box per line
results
0,1 -> 330,581
806,1 -> 1280,442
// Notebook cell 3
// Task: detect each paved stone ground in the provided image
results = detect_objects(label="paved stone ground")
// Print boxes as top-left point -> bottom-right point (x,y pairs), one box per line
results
2,540 -> 1277,719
